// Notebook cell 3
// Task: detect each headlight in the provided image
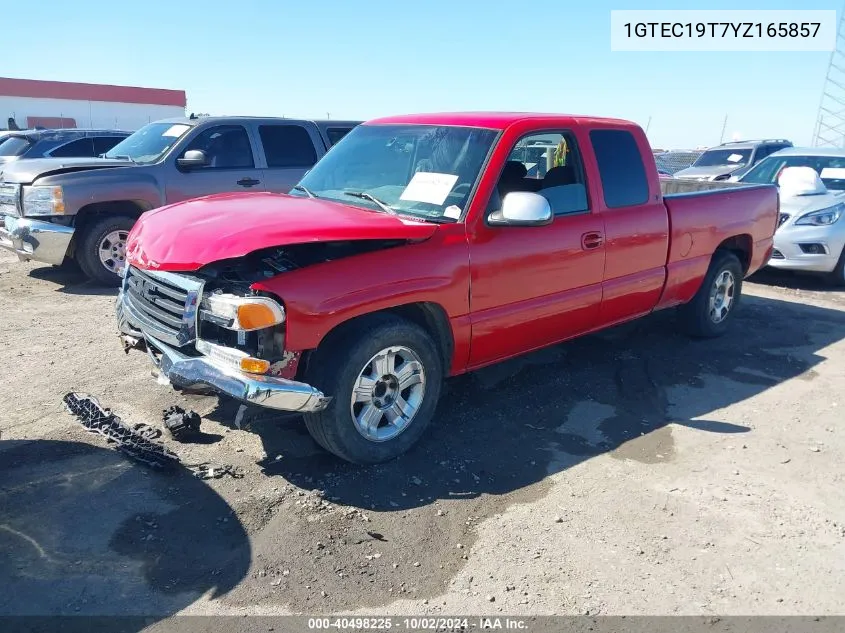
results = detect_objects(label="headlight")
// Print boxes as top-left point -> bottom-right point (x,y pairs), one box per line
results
794,204 -> 844,226
203,293 -> 285,331
22,185 -> 65,216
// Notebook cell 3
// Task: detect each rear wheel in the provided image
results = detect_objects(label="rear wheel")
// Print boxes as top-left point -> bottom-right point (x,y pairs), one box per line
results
303,314 -> 443,464
76,216 -> 135,286
677,250 -> 743,338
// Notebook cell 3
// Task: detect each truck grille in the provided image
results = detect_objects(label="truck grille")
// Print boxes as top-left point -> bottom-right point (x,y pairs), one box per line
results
122,266 -> 203,348
0,183 -> 20,217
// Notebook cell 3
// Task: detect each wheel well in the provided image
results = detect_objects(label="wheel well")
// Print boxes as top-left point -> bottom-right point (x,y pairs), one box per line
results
298,303 -> 455,380
715,234 -> 752,274
69,200 -> 151,256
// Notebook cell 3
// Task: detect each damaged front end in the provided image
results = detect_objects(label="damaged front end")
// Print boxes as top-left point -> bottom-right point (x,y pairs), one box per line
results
115,245 -> 347,414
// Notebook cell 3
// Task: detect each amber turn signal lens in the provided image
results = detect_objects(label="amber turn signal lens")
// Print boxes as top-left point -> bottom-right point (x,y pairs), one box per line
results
240,357 -> 271,374
237,303 -> 280,330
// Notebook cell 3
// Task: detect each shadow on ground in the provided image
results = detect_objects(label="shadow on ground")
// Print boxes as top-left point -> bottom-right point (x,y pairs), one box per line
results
27,264 -> 118,296
748,267 -> 845,294
210,292 -> 845,513
0,439 -> 250,618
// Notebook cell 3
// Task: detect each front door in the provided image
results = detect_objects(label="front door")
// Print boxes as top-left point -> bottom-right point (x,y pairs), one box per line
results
164,124 -> 265,203
467,131 -> 606,368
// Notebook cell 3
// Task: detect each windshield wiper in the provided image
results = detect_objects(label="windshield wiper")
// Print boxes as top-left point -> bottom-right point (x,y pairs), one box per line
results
292,185 -> 318,198
344,191 -> 397,215
106,154 -> 136,163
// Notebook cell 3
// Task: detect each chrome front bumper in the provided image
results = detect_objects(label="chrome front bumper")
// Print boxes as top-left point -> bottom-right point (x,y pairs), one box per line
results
116,293 -> 331,414
0,215 -> 74,266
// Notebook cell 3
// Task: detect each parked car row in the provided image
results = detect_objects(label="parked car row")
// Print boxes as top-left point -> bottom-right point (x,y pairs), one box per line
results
673,138 -> 793,182
11,109 -> 844,465
0,128 -> 131,165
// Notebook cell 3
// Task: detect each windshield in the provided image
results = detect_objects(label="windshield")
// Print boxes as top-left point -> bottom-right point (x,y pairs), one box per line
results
0,136 -> 33,157
739,154 -> 845,191
693,148 -> 752,167
291,124 -> 499,221
103,121 -> 193,164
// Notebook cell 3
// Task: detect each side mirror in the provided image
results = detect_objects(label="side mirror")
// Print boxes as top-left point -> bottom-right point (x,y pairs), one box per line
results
488,191 -> 553,227
177,149 -> 208,169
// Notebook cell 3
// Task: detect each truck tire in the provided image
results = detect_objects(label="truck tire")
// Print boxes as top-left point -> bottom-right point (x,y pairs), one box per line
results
677,250 -> 743,338
76,215 -> 136,287
303,314 -> 444,464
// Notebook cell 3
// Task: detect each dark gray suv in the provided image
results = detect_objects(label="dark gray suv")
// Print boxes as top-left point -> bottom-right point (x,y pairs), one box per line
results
0,128 -> 131,165
674,138 -> 794,182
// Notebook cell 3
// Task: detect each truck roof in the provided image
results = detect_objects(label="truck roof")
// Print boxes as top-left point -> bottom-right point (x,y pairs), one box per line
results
152,115 -> 361,127
365,111 -> 638,130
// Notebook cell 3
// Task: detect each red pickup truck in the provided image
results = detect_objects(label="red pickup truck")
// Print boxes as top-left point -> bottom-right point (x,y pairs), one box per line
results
116,112 -> 778,464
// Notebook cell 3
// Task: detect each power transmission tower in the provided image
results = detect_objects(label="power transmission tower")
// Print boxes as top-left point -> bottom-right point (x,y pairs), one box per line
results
813,8 -> 845,146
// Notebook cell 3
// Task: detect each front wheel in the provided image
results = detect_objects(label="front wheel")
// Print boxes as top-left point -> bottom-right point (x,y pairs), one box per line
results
303,315 -> 444,464
677,250 -> 743,338
76,216 -> 136,286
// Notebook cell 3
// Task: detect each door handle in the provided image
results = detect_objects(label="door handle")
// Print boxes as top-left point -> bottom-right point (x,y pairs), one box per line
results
237,178 -> 260,187
581,231 -> 604,250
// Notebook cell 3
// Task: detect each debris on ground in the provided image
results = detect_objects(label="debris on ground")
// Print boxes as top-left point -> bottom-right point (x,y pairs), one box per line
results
62,392 -> 243,479
63,392 -> 180,470
162,405 -> 202,440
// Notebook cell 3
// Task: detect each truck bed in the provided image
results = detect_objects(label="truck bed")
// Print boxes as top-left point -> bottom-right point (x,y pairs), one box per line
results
656,182 -> 779,309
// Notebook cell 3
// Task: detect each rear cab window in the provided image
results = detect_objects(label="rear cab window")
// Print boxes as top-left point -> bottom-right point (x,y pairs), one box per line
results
588,129 -> 649,208
258,124 -> 318,168
326,127 -> 354,146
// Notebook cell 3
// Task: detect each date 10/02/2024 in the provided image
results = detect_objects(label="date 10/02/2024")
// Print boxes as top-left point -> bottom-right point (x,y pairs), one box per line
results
623,21 -> 822,39
306,617 -> 529,630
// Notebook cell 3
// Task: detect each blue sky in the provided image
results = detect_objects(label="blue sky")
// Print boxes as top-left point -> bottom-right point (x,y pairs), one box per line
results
5,0 -> 841,148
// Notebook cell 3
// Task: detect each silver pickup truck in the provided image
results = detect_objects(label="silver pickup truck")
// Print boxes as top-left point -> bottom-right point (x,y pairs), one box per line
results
0,115 -> 360,285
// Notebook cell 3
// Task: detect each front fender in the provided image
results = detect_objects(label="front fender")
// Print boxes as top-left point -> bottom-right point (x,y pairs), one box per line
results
36,167 -> 164,215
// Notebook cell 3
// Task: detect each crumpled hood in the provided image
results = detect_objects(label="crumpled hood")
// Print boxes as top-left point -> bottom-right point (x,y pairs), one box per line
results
126,191 -> 439,272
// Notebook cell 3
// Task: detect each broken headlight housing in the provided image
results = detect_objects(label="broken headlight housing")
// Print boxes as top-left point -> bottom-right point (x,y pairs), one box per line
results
197,292 -> 287,375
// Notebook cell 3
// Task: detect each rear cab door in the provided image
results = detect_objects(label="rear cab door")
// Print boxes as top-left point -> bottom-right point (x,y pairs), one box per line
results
583,124 -> 670,326
253,121 -> 326,193
164,122 -> 265,204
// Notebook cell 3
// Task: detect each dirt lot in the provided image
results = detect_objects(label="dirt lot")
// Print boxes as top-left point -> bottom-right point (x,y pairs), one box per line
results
1,249 -> 844,620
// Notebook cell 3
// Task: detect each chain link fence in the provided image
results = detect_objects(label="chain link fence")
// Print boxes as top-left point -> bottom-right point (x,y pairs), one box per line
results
653,150 -> 705,174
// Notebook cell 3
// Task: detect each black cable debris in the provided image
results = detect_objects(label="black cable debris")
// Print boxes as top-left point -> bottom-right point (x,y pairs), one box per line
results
62,393 -> 244,480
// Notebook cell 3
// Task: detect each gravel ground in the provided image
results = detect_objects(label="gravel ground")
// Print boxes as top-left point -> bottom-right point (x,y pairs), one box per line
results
1,250 -> 844,621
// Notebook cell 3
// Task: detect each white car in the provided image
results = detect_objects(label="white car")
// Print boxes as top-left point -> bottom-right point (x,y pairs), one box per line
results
736,147 -> 845,286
